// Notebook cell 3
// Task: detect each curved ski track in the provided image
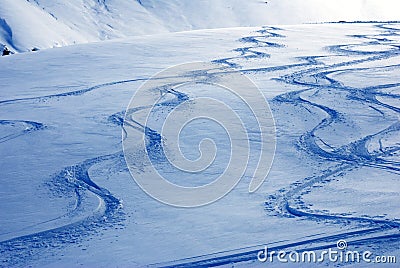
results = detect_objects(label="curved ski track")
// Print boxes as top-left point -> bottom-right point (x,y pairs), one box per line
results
153,24 -> 400,267
1,23 -> 399,267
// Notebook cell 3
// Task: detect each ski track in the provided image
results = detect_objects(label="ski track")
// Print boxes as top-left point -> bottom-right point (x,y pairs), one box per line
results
151,24 -> 400,267
1,23 -> 400,266
0,78 -> 148,105
0,119 -> 45,143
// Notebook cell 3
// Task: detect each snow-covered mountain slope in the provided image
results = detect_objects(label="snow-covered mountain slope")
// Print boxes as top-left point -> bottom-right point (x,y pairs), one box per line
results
1,22 -> 399,267
26,0 -> 170,39
1,0 -> 399,52
0,0 -> 88,52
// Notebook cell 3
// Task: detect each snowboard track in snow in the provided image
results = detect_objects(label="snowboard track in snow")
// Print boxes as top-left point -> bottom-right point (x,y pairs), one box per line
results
1,23 -> 399,266
152,23 -> 400,267
0,119 -> 45,143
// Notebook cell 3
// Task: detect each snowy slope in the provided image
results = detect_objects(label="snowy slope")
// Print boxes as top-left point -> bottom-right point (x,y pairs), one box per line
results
0,0 -> 88,52
1,0 -> 400,52
136,0 -> 400,30
26,0 -> 170,39
0,22 -> 399,267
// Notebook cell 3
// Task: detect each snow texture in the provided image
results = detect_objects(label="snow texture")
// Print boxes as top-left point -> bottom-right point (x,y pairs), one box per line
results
0,21 -> 399,267
1,0 -> 400,52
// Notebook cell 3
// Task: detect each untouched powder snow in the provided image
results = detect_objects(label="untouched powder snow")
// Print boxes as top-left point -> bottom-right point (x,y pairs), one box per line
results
1,0 -> 400,52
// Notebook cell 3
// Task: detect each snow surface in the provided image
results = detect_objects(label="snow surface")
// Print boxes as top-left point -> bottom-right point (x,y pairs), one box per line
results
0,21 -> 399,267
1,0 -> 400,52
0,0 -> 88,52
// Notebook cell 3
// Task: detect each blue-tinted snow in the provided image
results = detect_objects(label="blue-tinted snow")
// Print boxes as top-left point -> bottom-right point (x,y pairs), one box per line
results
0,23 -> 399,267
